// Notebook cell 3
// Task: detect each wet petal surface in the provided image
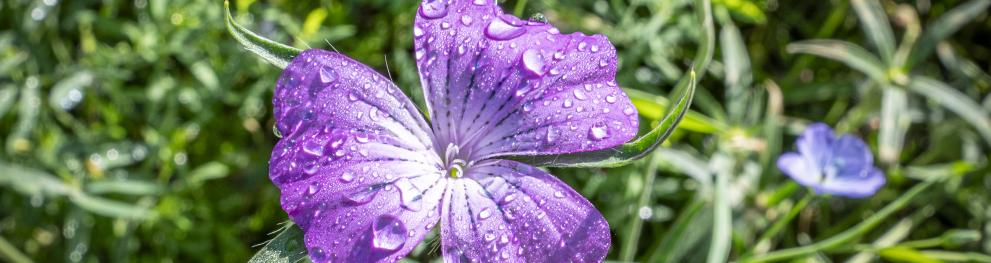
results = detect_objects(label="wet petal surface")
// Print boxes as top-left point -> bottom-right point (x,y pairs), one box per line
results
271,49 -> 445,262
414,0 -> 638,161
439,160 -> 610,262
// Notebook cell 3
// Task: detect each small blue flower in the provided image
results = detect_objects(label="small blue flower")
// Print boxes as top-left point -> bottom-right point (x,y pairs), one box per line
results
777,123 -> 885,198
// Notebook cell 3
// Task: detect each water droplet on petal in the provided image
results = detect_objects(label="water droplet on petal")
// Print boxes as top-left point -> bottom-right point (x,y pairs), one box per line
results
599,59 -> 609,68
413,25 -> 425,38
306,183 -> 321,196
441,22 -> 451,29
605,95 -> 617,103
573,89 -> 588,100
577,42 -> 588,51
473,0 -> 488,5
623,106 -> 636,116
588,123 -> 610,140
553,51 -> 565,60
302,140 -> 325,156
563,99 -> 573,108
545,126 -> 558,143
460,15 -> 473,25
478,208 -> 492,220
484,232 -> 496,242
319,67 -> 337,84
346,186 -> 380,204
419,0 -> 449,19
485,16 -> 526,40
395,178 -> 423,211
521,49 -> 545,76
372,215 -> 407,251
554,191 -> 565,198
340,172 -> 354,183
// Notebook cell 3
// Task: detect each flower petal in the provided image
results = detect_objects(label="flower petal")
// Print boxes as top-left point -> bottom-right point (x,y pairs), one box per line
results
820,167 -> 886,198
831,134 -> 874,176
414,0 -> 638,160
796,123 -> 836,168
271,49 -> 447,262
776,152 -> 821,187
438,160 -> 610,262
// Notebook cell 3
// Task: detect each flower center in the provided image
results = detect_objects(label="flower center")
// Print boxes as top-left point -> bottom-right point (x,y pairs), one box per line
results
443,143 -> 471,179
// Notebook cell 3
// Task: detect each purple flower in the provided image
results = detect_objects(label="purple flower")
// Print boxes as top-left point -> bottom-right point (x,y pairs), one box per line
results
269,0 -> 638,262
777,123 -> 885,198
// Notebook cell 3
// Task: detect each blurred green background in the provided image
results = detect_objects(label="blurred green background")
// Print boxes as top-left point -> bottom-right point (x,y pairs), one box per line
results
2,0 -> 990,262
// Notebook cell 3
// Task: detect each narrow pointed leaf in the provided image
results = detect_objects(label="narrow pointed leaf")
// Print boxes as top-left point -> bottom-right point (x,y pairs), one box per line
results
906,0 -> 991,69
625,88 -> 727,134
878,87 -> 909,163
787,40 -> 887,82
507,0 -> 714,168
224,0 -> 301,69
906,76 -> 991,146
851,0 -> 896,64
247,223 -> 307,263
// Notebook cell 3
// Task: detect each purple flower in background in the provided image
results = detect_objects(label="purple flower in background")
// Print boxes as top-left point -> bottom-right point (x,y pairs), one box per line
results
269,0 -> 638,262
777,123 -> 885,198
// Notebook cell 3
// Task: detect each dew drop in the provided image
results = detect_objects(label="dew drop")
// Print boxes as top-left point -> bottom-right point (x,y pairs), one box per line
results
441,22 -> 451,29
473,0 -> 487,5
460,15 -> 473,25
484,232 -> 496,242
590,45 -> 600,52
623,106 -> 636,116
372,215 -> 407,251
340,172 -> 355,183
572,89 -> 588,100
346,186 -> 380,204
413,25 -> 425,38
302,140 -> 325,156
415,49 -> 426,60
605,95 -> 617,103
553,191 -> 565,198
355,133 -> 371,143
306,183 -> 321,196
588,123 -> 610,141
562,99 -> 573,108
577,42 -> 588,51
521,49 -> 545,76
395,178 -> 423,212
348,92 -> 360,101
319,67 -> 337,84
419,0 -> 449,19
485,16 -> 526,40
501,249 -> 511,259
478,208 -> 492,220
545,126 -> 558,143
599,60 -> 609,68
553,51 -> 565,60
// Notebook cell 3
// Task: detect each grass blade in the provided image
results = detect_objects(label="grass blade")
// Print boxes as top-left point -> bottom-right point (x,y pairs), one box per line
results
878,87 -> 910,164
906,0 -> 991,69
851,0 -> 897,64
906,76 -> 991,146
787,40 -> 887,82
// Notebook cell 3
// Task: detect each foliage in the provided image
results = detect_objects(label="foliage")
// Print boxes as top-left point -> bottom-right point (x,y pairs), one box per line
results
1,0 -> 990,262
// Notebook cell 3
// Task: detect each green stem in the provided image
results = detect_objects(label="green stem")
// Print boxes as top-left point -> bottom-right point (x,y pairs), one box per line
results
742,179 -> 935,263
747,192 -> 814,256
0,235 -> 32,263
620,154 -> 662,261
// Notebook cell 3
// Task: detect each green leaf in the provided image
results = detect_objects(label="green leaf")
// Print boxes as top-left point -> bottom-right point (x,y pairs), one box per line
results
647,199 -> 711,263
707,154 -> 733,263
625,88 -> 727,134
86,179 -> 161,196
248,223 -> 308,263
787,40 -> 887,82
720,20 -> 753,123
184,161 -> 231,186
906,76 -> 991,147
69,193 -> 155,220
224,0 -> 301,69
907,0 -> 991,69
878,87 -> 909,164
879,246 -> 941,263
507,0 -> 715,168
0,162 -> 71,197
0,85 -> 17,118
851,0 -> 897,64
